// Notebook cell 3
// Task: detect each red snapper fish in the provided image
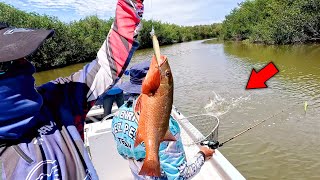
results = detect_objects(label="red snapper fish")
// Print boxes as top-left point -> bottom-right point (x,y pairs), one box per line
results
134,54 -> 176,177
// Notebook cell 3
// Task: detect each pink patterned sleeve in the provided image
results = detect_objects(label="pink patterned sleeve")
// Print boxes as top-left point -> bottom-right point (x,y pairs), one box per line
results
52,0 -> 144,102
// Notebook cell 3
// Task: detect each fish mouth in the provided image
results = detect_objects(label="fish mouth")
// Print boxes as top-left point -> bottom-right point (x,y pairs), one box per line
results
157,55 -> 168,67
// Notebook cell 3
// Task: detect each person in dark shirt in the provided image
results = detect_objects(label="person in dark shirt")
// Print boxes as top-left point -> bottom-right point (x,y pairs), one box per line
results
0,0 -> 144,178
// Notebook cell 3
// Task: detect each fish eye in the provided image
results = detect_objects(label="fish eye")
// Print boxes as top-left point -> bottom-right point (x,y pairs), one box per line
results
165,70 -> 171,77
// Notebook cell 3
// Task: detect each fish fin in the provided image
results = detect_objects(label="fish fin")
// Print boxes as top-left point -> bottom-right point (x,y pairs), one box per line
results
142,56 -> 160,94
134,95 -> 142,120
162,130 -> 176,142
134,129 -> 143,147
134,96 -> 144,147
139,159 -> 161,177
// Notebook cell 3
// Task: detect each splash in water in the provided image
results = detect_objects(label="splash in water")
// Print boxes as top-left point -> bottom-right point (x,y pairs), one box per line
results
204,91 -> 251,117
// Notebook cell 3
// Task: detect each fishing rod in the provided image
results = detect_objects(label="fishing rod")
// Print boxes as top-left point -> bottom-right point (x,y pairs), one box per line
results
219,106 -> 290,147
149,0 -> 162,67
201,100 -> 307,149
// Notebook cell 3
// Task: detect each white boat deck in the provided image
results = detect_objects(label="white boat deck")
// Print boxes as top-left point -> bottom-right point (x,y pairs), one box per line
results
86,105 -> 104,122
84,106 -> 245,180
85,120 -> 133,179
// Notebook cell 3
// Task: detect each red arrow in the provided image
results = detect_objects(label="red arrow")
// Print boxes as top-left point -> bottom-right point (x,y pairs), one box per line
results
246,62 -> 279,89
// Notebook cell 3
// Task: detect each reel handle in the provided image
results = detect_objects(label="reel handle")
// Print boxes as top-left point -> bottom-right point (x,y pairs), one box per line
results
200,140 -> 220,149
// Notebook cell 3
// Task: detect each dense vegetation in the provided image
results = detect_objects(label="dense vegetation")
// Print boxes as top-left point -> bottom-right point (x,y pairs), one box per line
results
221,0 -> 320,44
0,2 -> 220,71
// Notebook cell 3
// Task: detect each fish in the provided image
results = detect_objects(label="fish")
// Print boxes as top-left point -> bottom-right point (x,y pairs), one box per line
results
134,47 -> 176,176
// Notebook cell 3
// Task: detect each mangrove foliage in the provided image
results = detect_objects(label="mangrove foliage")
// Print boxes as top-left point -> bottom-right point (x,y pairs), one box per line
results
221,0 -> 320,44
0,2 -> 221,71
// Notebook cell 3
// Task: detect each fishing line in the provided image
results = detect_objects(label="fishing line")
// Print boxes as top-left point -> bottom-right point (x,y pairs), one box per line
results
218,104 -> 295,148
150,0 -> 153,21
175,100 -> 293,148
176,90 -> 318,149
173,86 -> 250,146
149,0 -> 155,36
218,95 -> 319,148
176,113 -> 220,146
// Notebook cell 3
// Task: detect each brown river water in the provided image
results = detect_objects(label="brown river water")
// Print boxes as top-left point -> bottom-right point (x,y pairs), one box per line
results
35,40 -> 320,179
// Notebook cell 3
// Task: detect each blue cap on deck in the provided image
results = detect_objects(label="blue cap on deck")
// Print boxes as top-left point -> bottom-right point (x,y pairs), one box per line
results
118,61 -> 150,94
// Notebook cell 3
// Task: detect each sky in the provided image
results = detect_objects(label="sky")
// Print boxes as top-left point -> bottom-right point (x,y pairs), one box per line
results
1,0 -> 243,26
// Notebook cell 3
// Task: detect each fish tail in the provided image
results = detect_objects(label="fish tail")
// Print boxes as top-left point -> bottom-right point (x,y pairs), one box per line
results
139,159 -> 161,177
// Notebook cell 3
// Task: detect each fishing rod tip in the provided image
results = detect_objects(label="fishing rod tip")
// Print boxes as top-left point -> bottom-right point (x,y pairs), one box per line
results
150,29 -> 155,36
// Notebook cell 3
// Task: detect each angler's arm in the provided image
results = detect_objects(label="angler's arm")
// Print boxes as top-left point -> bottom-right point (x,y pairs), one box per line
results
177,152 -> 205,179
37,0 -> 144,139
159,134 -> 205,179
50,0 -> 144,102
